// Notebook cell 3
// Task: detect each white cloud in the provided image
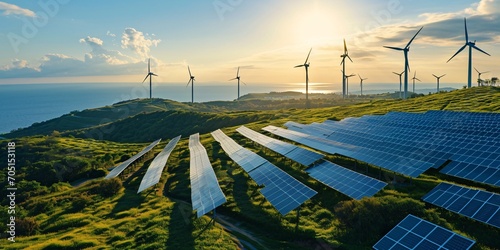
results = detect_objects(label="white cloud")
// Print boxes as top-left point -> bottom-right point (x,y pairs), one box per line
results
0,2 -> 35,17
106,31 -> 116,37
80,36 -> 134,65
121,28 -> 161,59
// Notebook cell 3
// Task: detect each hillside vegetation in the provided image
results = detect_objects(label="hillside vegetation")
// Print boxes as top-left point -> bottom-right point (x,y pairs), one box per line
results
0,86 -> 499,249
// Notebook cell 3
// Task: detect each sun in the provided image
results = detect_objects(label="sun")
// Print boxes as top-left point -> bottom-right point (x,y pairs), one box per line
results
293,2 -> 339,45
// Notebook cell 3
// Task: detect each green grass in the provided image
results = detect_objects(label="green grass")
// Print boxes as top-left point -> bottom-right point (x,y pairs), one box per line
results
0,87 -> 499,249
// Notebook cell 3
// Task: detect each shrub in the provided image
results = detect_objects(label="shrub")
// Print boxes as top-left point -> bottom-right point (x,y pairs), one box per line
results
95,178 -> 123,197
16,217 -> 39,236
72,194 -> 92,212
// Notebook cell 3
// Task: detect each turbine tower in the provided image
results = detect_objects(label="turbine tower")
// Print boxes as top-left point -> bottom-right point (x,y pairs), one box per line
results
384,26 -> 423,99
229,67 -> 246,100
340,39 -> 353,99
447,18 -> 490,88
393,71 -> 404,98
474,67 -> 489,86
342,71 -> 355,98
432,74 -> 446,92
411,71 -> 421,94
358,74 -> 367,96
142,58 -> 158,99
186,66 -> 196,103
295,48 -> 312,108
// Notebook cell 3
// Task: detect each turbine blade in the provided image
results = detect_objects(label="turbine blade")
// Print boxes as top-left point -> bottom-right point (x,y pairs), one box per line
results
474,67 -> 480,74
393,72 -> 399,75
416,78 -> 421,82
406,56 -> 410,72
464,18 -> 469,42
414,71 -> 416,78
142,75 -> 149,83
358,74 -> 362,80
237,66 -> 240,77
152,73 -> 158,76
241,81 -> 247,85
305,48 -> 312,64
472,45 -> 491,56
188,66 -> 192,77
295,64 -> 304,68
340,57 -> 345,66
440,74 -> 446,78
384,46 -> 404,51
432,74 -> 438,78
343,39 -> 347,53
447,44 -> 467,63
148,58 -> 151,73
483,71 -> 490,74
406,26 -> 424,49
186,79 -> 191,87
347,55 -> 353,63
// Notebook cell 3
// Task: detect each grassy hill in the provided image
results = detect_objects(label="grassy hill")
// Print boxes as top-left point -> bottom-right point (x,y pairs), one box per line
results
0,86 -> 499,249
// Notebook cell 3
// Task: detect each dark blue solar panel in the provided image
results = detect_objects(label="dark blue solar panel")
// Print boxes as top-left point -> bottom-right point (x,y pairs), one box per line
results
374,214 -> 475,250
423,182 -> 500,229
211,129 -> 316,215
306,161 -> 386,200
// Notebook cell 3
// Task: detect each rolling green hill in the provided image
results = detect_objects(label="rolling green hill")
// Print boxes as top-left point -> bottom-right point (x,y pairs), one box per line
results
0,86 -> 499,249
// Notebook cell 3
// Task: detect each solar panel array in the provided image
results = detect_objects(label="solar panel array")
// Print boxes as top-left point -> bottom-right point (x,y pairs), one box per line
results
137,136 -> 181,193
265,111 -> 500,185
189,133 -> 227,218
236,126 -> 324,166
237,126 -> 386,200
211,129 -> 316,215
373,214 -> 476,250
105,139 -> 161,179
422,182 -> 500,228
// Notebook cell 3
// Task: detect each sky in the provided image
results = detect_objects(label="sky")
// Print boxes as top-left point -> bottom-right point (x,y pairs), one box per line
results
0,0 -> 499,88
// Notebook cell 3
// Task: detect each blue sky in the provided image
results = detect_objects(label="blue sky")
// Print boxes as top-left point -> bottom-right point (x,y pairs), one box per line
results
0,0 -> 498,87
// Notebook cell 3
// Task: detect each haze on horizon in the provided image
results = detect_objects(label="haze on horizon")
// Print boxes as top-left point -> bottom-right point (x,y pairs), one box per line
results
0,0 -> 498,88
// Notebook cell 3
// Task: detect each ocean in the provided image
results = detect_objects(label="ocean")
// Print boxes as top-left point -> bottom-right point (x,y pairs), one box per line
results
0,82 -> 454,134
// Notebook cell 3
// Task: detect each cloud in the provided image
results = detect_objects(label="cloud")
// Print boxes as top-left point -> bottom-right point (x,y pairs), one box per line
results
121,28 -> 161,59
0,2 -> 35,17
106,31 -> 116,37
79,36 -> 133,65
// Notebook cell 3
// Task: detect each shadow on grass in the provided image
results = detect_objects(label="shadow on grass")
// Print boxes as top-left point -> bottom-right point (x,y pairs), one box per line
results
111,188 -> 146,215
165,201 -> 195,249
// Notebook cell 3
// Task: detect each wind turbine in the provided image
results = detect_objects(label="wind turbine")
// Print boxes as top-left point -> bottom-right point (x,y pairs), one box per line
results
340,39 -> 353,99
432,74 -> 446,92
186,66 -> 196,103
411,71 -> 421,94
341,70 -> 355,98
384,26 -> 423,99
295,48 -> 312,107
393,71 -> 404,98
358,74 -> 367,96
474,67 -> 489,86
142,58 -> 158,99
229,67 -> 246,100
447,18 -> 491,88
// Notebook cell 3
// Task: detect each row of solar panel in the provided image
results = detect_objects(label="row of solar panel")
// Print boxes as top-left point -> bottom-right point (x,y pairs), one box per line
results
211,129 -> 317,215
282,111 -> 499,187
105,139 -> 162,179
423,182 -> 499,228
373,214 -> 476,250
189,133 -> 227,218
236,126 -> 387,200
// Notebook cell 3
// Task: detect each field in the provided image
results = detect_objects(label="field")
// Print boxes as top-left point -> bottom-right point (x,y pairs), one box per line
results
0,87 -> 499,249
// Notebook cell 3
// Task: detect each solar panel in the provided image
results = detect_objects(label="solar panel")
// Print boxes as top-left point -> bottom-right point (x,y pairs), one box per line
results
422,182 -> 500,228
274,111 -> 500,185
306,161 -> 387,200
373,214 -> 476,250
105,139 -> 161,179
189,133 -> 226,218
236,126 -> 323,166
137,136 -> 181,193
211,129 -> 317,215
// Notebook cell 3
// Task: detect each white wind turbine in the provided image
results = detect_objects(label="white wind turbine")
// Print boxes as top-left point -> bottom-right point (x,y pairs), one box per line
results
384,27 -> 424,99
295,48 -> 312,107
447,18 -> 491,88
142,58 -> 158,99
340,39 -> 353,99
393,71 -> 404,99
432,74 -> 446,92
186,66 -> 196,103
229,67 -> 246,100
